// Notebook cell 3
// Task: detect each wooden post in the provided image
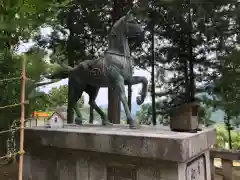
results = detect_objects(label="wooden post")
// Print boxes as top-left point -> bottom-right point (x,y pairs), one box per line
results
108,89 -> 121,124
221,158 -> 233,180
18,55 -> 26,180
210,156 -> 215,180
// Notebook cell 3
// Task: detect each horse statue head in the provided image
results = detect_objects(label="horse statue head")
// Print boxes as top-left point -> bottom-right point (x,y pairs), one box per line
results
108,9 -> 144,56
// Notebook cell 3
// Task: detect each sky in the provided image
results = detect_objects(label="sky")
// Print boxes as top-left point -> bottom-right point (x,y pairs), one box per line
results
18,27 -> 151,106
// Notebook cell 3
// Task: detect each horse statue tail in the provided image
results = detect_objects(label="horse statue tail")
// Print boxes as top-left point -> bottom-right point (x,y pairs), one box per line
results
45,64 -> 74,80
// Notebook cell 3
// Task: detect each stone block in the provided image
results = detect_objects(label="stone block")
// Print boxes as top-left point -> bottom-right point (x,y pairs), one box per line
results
170,102 -> 200,132
23,125 -> 216,180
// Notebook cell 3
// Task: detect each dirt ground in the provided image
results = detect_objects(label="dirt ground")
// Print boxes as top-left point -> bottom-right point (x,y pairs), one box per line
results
0,163 -> 17,180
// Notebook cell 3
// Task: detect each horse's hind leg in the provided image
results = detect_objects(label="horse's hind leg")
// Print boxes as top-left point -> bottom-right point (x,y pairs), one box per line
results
73,101 -> 83,125
67,83 -> 84,125
86,85 -> 112,126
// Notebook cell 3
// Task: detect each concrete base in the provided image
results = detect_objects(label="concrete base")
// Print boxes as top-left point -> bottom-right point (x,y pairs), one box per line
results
23,125 -> 216,180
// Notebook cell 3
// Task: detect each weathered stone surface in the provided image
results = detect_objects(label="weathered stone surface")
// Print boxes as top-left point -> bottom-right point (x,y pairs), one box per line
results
23,154 -> 56,180
23,125 -> 215,180
186,155 -> 206,180
107,165 -> 136,180
56,159 -> 76,180
76,158 -> 89,180
24,125 -> 216,162
89,161 -> 106,180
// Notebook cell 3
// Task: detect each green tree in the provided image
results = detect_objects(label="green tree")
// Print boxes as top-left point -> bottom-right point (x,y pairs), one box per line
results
215,124 -> 240,149
215,125 -> 228,149
0,48 -> 49,154
136,0 -> 240,121
198,102 -> 215,126
0,0 -> 64,154
214,50 -> 240,119
47,85 -> 84,110
136,104 -> 152,125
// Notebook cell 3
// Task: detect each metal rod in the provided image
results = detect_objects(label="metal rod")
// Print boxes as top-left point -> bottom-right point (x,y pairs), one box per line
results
18,55 -> 26,180
151,12 -> 156,125
89,38 -> 94,124
188,0 -> 195,102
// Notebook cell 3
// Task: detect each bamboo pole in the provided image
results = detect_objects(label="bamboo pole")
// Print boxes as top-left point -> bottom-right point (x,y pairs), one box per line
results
18,55 -> 26,180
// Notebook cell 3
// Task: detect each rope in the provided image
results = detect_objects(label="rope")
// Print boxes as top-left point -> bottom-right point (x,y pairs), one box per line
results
0,76 -> 34,83
0,128 -> 21,135
0,151 -> 21,160
0,101 -> 29,110
0,77 -> 21,82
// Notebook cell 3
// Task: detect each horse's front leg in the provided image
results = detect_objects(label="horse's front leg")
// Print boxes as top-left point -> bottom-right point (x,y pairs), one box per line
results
117,77 -> 139,129
125,76 -> 148,105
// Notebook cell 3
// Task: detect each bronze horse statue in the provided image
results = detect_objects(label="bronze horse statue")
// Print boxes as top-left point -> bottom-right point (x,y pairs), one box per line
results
45,10 -> 148,129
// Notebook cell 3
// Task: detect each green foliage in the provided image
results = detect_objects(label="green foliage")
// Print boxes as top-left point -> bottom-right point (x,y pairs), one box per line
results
0,48 -> 48,128
46,85 -> 84,110
47,85 -> 68,108
136,103 -> 153,125
0,49 -> 49,154
0,0 -> 63,153
198,103 -> 216,126
137,0 -> 240,119
1,0 -> 240,155
214,50 -> 240,117
215,124 -> 240,150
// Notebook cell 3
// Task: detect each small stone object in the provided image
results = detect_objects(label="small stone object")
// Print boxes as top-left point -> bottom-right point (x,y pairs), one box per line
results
170,101 -> 201,133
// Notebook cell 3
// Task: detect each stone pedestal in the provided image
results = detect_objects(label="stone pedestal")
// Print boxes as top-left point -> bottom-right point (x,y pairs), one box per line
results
23,125 -> 216,180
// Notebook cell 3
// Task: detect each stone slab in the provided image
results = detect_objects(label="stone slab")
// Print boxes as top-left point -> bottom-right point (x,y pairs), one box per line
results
24,124 -> 216,162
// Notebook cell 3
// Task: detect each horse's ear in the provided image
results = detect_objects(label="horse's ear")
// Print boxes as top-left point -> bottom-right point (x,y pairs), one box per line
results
125,9 -> 134,21
126,8 -> 132,17
125,3 -> 139,21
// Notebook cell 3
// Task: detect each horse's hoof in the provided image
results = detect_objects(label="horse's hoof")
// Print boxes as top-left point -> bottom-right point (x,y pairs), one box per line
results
75,118 -> 82,125
102,121 -> 113,126
136,96 -> 144,105
129,121 -> 140,129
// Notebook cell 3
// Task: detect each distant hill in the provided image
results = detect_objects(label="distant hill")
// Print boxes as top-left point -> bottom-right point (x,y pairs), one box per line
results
210,109 -> 225,123
99,102 -> 140,115
97,102 -> 226,123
